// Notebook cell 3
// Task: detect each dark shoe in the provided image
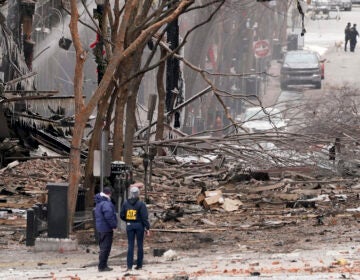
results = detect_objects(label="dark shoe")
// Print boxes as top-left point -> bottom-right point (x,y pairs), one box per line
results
134,266 -> 142,270
98,266 -> 113,272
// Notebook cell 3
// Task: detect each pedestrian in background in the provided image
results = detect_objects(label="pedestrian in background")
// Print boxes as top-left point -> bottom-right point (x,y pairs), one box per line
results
120,185 -> 150,271
94,187 -> 118,272
344,22 -> 351,51
349,23 -> 359,52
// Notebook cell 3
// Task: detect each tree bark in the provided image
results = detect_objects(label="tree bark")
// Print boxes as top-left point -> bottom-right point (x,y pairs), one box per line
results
155,48 -> 167,155
68,0 -> 87,231
112,85 -> 127,161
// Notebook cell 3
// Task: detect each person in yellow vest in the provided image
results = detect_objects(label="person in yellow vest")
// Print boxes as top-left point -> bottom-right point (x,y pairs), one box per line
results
120,185 -> 150,271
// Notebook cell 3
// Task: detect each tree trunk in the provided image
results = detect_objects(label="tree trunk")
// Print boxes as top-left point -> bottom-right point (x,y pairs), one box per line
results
123,51 -> 144,164
68,0 -> 87,231
124,90 -> 137,165
155,48 -> 167,155
112,85 -> 128,160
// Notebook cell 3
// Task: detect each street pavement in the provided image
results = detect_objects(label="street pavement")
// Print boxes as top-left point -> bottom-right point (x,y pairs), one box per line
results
1,237 -> 360,279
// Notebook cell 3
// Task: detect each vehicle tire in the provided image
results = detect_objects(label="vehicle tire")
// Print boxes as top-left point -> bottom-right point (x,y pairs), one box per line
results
315,82 -> 321,89
280,82 -> 288,90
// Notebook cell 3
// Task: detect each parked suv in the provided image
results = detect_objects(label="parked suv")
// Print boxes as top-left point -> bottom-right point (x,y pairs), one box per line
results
280,50 -> 322,90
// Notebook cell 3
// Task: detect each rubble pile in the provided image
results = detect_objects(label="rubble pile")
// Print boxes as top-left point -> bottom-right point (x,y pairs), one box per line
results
0,158 -> 69,208
1,156 -> 360,258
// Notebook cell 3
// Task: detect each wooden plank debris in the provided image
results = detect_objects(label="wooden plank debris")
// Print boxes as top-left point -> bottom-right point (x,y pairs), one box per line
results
248,182 -> 284,193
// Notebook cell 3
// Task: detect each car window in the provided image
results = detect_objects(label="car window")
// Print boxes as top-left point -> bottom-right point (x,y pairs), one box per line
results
284,53 -> 318,64
314,0 -> 330,4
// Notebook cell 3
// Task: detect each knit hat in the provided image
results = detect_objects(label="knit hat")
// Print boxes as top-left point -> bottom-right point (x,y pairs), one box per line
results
129,186 -> 139,198
103,187 -> 112,195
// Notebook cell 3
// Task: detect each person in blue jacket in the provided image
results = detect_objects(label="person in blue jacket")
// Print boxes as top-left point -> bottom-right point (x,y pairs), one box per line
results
94,187 -> 118,272
120,185 -> 150,271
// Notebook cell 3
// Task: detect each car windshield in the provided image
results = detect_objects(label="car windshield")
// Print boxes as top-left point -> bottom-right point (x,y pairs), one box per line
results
284,52 -> 318,64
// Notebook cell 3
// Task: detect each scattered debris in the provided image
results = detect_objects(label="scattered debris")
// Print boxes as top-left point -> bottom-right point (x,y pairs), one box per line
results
163,249 -> 178,261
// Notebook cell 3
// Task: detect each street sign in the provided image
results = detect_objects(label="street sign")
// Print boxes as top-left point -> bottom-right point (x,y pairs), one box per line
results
253,40 -> 270,58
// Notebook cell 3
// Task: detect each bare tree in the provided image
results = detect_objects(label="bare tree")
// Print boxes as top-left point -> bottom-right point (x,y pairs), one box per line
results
67,0 -> 228,231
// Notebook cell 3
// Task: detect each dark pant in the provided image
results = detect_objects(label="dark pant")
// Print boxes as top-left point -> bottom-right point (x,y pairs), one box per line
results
345,38 -> 350,51
98,231 -> 113,269
350,39 -> 357,52
126,222 -> 145,269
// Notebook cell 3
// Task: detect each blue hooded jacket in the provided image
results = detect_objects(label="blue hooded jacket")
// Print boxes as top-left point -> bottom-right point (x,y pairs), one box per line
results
120,198 -> 150,230
94,193 -> 118,232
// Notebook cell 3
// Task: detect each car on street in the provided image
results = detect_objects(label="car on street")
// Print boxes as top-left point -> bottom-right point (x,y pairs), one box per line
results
238,106 -> 287,133
330,0 -> 352,11
280,50 -> 322,90
307,0 -> 331,19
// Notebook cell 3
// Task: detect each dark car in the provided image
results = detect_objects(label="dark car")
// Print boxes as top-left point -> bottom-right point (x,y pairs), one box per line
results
280,50 -> 322,90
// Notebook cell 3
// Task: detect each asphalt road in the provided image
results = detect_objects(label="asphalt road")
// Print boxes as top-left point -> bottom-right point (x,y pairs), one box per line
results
263,6 -> 360,125
303,4 -> 360,89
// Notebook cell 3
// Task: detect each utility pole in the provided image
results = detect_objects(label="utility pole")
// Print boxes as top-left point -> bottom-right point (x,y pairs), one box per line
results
165,0 -> 181,128
93,0 -> 107,192
93,0 -> 106,85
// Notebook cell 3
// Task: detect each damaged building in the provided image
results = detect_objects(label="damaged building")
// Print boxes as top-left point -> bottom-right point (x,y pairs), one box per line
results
0,0 -> 93,167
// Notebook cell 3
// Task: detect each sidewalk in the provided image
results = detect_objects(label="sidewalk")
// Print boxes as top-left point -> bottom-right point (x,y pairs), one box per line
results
1,232 -> 360,280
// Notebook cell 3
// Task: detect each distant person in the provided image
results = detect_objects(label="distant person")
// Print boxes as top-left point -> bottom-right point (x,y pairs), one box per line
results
335,137 -> 341,154
94,187 -> 118,272
329,144 -> 336,161
120,185 -> 150,271
349,24 -> 359,52
344,22 -> 351,51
